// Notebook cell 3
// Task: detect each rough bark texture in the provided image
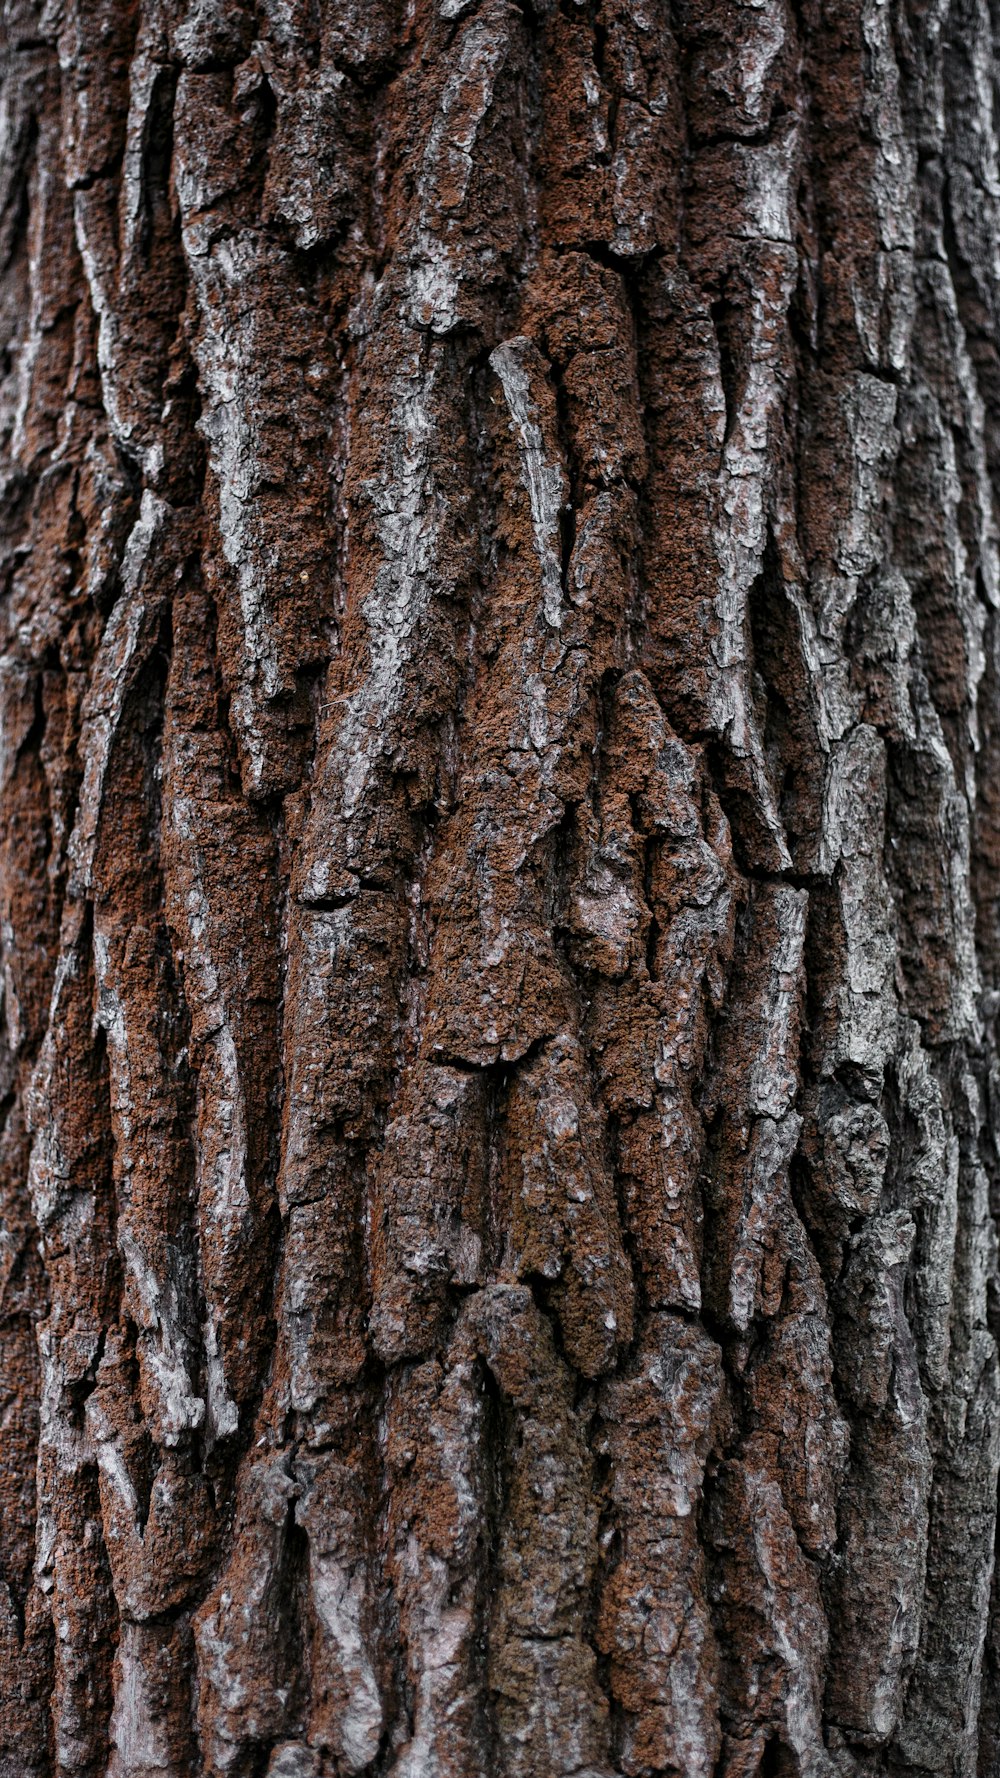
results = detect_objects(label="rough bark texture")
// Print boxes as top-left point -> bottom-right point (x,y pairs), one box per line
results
3,0 -> 1000,1774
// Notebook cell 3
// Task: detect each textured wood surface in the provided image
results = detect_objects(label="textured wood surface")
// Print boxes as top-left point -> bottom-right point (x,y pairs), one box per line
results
2,0 -> 1000,1773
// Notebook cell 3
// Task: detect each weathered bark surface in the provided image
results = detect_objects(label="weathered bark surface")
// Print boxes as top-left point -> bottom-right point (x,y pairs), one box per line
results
3,0 -> 1000,1773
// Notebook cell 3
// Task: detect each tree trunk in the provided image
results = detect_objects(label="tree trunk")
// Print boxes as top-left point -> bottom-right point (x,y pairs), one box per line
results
3,0 -> 1000,1773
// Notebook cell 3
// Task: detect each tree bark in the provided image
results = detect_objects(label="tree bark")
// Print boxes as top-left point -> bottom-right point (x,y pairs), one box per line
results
2,0 -> 1000,1773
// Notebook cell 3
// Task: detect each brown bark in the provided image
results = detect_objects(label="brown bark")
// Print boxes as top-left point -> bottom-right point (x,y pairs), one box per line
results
2,0 -> 1000,1773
